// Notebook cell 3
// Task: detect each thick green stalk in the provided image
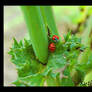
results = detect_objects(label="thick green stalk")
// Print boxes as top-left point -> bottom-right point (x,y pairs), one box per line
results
40,6 -> 61,41
21,6 -> 48,64
78,16 -> 92,64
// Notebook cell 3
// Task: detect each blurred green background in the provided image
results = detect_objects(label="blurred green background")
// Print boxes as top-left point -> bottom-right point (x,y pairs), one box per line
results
4,6 -> 92,86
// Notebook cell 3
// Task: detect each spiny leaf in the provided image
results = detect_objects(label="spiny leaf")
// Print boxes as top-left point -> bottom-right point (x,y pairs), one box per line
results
12,38 -> 20,48
44,68 -> 60,86
9,38 -> 44,78
13,73 -> 45,86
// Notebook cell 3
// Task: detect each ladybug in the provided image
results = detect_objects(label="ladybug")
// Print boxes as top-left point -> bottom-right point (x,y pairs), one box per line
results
52,35 -> 59,42
48,42 -> 56,52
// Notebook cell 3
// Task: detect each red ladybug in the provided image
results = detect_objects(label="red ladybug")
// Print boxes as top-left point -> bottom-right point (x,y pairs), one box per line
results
48,42 -> 56,52
52,35 -> 59,42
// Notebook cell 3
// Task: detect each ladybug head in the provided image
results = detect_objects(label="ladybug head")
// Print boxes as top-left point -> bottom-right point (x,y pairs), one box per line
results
52,35 -> 59,42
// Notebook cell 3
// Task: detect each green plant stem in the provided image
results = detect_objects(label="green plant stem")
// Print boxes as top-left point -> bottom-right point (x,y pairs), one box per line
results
40,6 -> 62,42
21,6 -> 48,64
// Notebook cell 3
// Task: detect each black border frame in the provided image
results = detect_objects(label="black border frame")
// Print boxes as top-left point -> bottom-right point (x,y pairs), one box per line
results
2,0 -> 92,88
